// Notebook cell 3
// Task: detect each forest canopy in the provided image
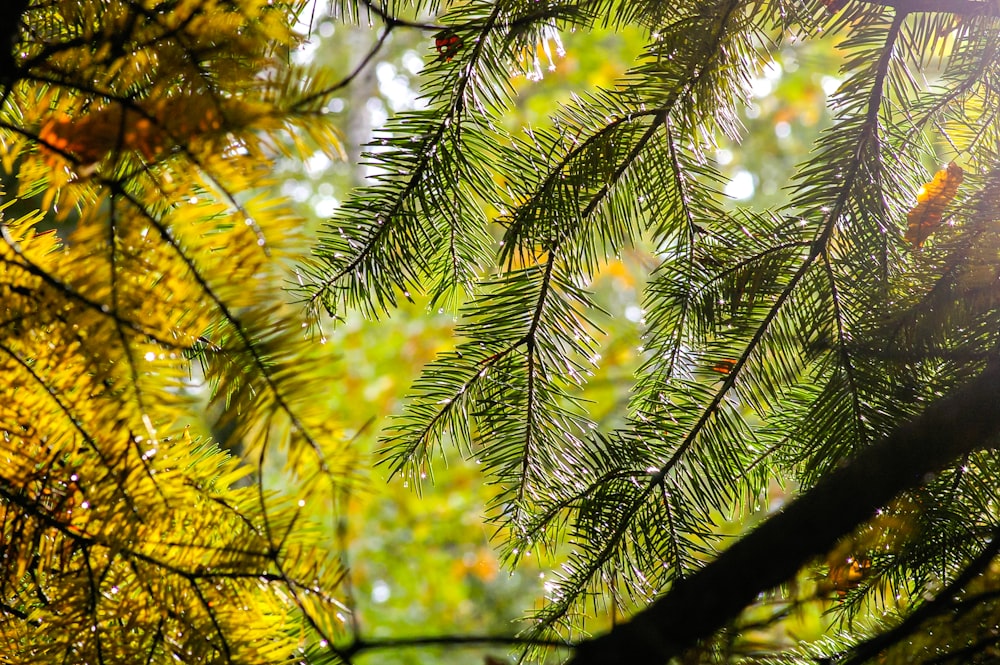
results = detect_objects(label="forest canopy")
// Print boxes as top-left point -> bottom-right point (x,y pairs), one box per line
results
3,1 -> 1000,664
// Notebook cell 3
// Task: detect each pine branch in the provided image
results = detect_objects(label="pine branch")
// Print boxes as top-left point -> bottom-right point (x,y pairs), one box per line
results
105,181 -> 332,475
837,522 -> 1000,665
340,632 -> 574,657
820,249 -> 869,458
0,224 -> 197,350
568,359 -> 1000,665
511,1 -> 796,641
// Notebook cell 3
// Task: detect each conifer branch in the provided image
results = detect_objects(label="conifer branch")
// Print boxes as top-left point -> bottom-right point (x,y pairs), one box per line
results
519,0 -> 773,635
105,181 -> 332,473
660,123 -> 697,357
838,522 -> 1000,665
821,249 -> 868,451
342,632 -> 573,657
0,225 -> 199,351
0,340 -> 141,512
532,4 -> 909,647
569,359 -> 1000,665
305,1 -> 509,315
106,208 -> 173,507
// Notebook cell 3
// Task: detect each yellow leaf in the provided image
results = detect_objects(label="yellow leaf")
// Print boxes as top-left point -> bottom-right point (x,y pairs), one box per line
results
905,162 -> 964,248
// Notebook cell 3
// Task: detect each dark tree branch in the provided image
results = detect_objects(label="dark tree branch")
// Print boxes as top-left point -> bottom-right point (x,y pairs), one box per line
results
0,0 -> 28,84
343,633 -> 572,657
568,360 -> 1000,665
355,0 -> 444,30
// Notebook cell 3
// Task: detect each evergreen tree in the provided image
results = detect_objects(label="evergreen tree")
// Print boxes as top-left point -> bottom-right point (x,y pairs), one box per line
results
4,0 -> 1000,664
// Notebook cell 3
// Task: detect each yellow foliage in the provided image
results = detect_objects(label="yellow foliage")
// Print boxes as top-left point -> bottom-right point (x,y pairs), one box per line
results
0,1 -> 350,662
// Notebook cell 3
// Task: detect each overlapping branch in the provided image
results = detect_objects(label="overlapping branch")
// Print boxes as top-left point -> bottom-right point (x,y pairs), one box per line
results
569,359 -> 1000,664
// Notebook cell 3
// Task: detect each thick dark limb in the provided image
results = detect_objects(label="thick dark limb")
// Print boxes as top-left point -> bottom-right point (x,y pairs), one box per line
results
568,361 -> 1000,665
0,0 -> 28,84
